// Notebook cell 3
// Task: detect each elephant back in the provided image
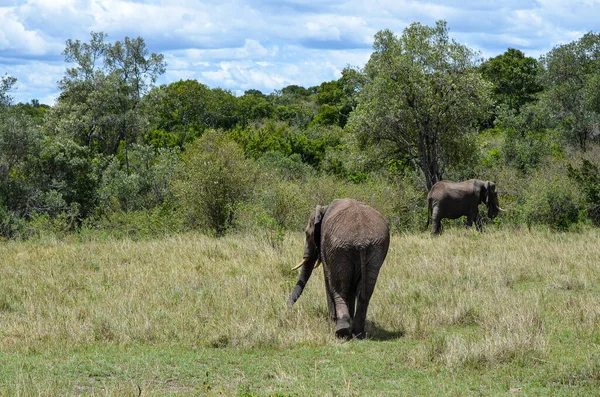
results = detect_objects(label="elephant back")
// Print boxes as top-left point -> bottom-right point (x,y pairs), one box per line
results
322,199 -> 390,248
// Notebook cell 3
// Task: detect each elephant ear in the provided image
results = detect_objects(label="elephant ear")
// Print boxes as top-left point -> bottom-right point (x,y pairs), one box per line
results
313,205 -> 328,252
480,181 -> 490,204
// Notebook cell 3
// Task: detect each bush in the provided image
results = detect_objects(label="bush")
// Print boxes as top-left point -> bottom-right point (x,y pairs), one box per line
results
522,171 -> 583,231
175,131 -> 257,236
97,145 -> 180,214
257,152 -> 315,182
79,205 -> 184,240
0,204 -> 26,239
567,159 -> 600,225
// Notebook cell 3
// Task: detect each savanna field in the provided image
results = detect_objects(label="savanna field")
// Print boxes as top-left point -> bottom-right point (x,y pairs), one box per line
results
6,20 -> 600,397
2,228 -> 600,396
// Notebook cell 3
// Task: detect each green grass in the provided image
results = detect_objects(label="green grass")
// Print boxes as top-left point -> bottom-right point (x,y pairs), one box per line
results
1,228 -> 600,395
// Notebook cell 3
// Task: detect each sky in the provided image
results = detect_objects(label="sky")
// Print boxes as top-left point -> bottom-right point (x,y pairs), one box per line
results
0,0 -> 598,105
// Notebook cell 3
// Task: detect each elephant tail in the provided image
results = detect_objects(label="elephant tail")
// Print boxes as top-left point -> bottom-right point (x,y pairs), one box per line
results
360,249 -> 368,300
425,197 -> 432,230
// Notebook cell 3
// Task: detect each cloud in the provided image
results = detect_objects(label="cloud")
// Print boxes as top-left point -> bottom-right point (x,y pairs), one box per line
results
2,0 -> 600,104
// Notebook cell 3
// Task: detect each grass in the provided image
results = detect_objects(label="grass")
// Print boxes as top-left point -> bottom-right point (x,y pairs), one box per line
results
1,227 -> 600,395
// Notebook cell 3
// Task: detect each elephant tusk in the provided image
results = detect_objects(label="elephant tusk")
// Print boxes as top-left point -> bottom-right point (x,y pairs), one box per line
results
291,258 -> 309,271
314,259 -> 322,269
497,206 -> 506,212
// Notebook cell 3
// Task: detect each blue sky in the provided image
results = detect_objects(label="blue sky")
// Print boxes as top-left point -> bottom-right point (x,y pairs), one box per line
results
0,0 -> 598,104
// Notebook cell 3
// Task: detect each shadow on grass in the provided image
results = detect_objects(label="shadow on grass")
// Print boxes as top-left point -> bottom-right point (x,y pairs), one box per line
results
366,321 -> 405,341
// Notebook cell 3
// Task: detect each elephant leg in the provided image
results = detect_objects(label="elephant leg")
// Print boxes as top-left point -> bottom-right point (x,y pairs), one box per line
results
465,216 -> 474,229
431,208 -> 442,234
348,292 -> 356,320
474,214 -> 482,232
352,264 -> 382,339
333,292 -> 352,338
324,275 -> 336,322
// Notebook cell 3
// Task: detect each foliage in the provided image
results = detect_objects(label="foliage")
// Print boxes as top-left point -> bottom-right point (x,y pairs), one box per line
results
97,144 -> 180,214
10,26 -> 600,238
230,120 -> 343,169
52,31 -> 166,166
522,170 -> 583,231
480,48 -> 542,112
141,80 -> 213,148
31,135 -> 101,219
539,31 -> 600,150
0,106 -> 43,218
0,74 -> 17,107
256,152 -> 315,181
567,159 -> 600,224
347,21 -> 493,189
175,131 -> 257,236
237,90 -> 274,127
80,206 -> 184,240
311,79 -> 354,128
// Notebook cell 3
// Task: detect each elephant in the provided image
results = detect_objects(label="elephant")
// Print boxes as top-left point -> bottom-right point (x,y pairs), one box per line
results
287,198 -> 390,339
426,179 -> 503,235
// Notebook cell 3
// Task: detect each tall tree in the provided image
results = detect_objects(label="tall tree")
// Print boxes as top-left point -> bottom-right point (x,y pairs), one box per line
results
51,32 -> 166,172
104,36 -> 166,173
347,21 -> 492,189
0,74 -> 17,107
539,31 -> 600,150
480,48 -> 541,112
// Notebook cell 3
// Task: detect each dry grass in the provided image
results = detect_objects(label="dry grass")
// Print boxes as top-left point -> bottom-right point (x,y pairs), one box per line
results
1,227 -> 600,394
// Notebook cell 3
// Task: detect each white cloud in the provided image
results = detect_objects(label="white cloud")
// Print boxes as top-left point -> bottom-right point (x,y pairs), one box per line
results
2,0 -> 600,103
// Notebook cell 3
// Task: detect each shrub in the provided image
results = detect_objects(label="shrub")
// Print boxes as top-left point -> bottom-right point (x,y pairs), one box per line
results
97,145 -> 181,214
79,205 -> 184,240
257,152 -> 315,182
567,159 -> 600,225
175,131 -> 257,236
522,171 -> 583,231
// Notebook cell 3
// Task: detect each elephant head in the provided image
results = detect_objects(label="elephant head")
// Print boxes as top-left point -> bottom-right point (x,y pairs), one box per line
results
482,181 -> 500,218
287,205 -> 328,307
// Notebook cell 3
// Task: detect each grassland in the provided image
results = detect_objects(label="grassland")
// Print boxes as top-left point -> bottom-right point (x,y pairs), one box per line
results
1,228 -> 600,395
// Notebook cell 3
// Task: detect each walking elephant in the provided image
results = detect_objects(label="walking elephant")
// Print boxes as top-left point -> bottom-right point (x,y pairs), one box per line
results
426,179 -> 503,235
287,199 -> 390,339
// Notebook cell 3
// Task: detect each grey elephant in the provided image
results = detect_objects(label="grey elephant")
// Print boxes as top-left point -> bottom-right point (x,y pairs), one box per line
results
287,199 -> 390,339
426,179 -> 503,235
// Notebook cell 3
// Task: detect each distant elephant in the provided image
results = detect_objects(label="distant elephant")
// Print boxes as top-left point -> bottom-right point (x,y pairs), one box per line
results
287,199 -> 390,339
426,179 -> 503,235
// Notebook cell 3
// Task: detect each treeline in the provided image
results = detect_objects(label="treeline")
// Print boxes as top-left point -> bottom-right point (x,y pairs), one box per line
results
2,21 -> 600,239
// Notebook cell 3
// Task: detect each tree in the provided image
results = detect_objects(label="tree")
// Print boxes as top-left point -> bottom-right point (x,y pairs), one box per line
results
104,36 -> 166,173
142,80 -> 213,148
312,79 -> 354,128
236,92 -> 274,128
51,32 -> 166,171
539,31 -> 600,150
480,48 -> 541,112
347,21 -> 492,189
0,74 -> 17,107
175,131 -> 257,236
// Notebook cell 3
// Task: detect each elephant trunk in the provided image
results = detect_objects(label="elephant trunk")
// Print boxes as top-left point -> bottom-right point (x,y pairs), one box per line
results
287,256 -> 319,307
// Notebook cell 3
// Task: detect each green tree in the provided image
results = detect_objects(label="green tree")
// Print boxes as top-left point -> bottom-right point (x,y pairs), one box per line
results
347,21 -> 492,189
312,79 -> 354,128
0,106 -> 42,218
0,74 -> 17,107
175,131 -> 256,236
539,31 -> 600,150
142,80 -> 213,148
480,48 -> 541,112
236,91 -> 274,128
50,32 -> 166,169
97,144 -> 180,213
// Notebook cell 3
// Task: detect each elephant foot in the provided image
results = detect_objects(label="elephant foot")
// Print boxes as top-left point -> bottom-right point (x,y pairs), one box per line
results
352,324 -> 366,340
335,316 -> 351,339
